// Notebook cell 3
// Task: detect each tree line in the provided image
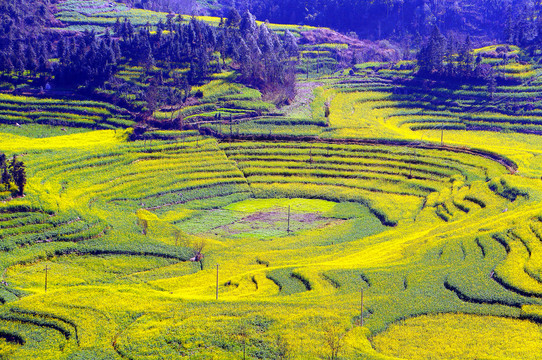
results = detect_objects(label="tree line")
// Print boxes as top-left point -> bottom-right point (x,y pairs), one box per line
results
218,0 -> 542,46
0,6 -> 298,106
416,26 -> 498,95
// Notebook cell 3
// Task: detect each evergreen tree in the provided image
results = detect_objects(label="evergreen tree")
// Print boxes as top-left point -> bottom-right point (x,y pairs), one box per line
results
458,36 -> 474,78
487,70 -> 497,99
38,55 -> 48,73
226,8 -> 241,28
444,37 -> 456,77
0,154 -> 8,190
283,30 -> 299,58
11,160 -> 25,196
1,166 -> 10,191
25,45 -> 38,73
14,57 -> 24,75
417,25 -> 445,75
240,10 -> 257,35
57,38 -> 66,59
114,18 -> 122,36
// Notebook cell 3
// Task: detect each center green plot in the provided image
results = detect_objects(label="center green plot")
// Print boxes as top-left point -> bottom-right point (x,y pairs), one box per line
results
175,198 -> 387,239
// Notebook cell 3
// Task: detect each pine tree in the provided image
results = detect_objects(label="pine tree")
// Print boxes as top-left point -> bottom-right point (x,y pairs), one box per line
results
38,55 -> 48,73
487,71 -> 497,99
283,30 -> 299,58
114,18 -> 122,36
458,36 -> 474,78
1,166 -> 10,191
57,38 -> 66,59
240,10 -> 257,35
417,25 -> 444,75
226,8 -> 241,28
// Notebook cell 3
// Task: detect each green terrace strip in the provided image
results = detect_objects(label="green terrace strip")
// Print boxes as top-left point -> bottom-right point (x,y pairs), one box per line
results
220,140 -> 508,225
0,94 -> 134,130
0,208 -> 106,253
26,132 -> 251,210
153,80 -> 277,124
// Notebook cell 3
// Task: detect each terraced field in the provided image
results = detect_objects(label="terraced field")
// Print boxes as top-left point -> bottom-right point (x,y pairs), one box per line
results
2,1 -> 542,358
0,117 -> 540,359
0,93 -> 135,131
221,140 -> 507,225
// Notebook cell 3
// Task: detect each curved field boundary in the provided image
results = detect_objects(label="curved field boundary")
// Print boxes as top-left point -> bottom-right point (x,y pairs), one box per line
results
0,329 -> 24,345
202,129 -> 518,174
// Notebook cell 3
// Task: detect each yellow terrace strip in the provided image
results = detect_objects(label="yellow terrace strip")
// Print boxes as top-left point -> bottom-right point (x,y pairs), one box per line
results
373,313 -> 542,360
418,130 -> 542,177
0,130 -> 127,152
321,198 -> 540,270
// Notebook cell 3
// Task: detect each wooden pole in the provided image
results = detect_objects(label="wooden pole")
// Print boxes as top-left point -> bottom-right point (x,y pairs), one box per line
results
44,265 -> 48,293
360,282 -> 364,327
216,264 -> 219,300
287,205 -> 291,233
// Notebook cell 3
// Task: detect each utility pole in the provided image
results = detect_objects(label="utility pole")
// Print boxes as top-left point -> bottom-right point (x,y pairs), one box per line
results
360,276 -> 364,327
287,205 -> 291,233
441,124 -> 444,146
216,264 -> 219,300
44,265 -> 48,293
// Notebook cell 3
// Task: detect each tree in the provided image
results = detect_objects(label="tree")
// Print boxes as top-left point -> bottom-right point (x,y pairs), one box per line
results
444,37 -> 456,77
137,217 -> 148,235
226,8 -> 241,28
9,155 -> 25,196
25,45 -> 38,74
1,167 -> 10,191
38,55 -> 48,73
57,38 -> 66,59
240,10 -> 257,35
487,71 -> 497,99
0,54 -> 14,75
0,153 -> 10,191
14,57 -> 24,75
323,323 -> 349,360
458,36 -> 474,78
417,25 -> 445,75
283,30 -> 299,58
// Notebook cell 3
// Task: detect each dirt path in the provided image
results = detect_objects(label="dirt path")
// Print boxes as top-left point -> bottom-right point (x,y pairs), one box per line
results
279,81 -> 323,119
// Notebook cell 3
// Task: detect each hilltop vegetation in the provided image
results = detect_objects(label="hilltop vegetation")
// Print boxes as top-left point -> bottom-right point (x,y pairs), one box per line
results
1,0 -> 542,359
123,0 -> 542,47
